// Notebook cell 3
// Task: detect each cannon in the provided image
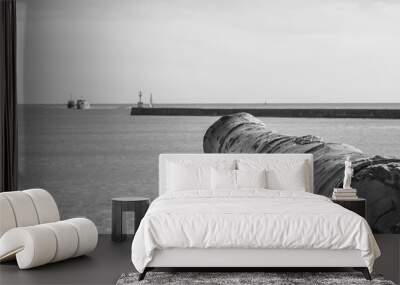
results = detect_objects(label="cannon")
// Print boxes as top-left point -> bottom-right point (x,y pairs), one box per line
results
203,112 -> 400,234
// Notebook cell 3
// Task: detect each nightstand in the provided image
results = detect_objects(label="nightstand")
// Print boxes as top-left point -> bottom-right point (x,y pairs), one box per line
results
331,198 -> 366,218
111,197 -> 150,242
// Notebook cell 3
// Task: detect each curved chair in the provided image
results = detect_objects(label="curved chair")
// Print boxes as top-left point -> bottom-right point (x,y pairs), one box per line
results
0,189 -> 98,269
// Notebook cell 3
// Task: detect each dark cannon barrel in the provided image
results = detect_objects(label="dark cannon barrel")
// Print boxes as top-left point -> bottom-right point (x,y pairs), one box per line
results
203,112 -> 400,234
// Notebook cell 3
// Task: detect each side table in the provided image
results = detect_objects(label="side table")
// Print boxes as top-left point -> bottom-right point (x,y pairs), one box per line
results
331,198 -> 366,218
112,197 -> 150,242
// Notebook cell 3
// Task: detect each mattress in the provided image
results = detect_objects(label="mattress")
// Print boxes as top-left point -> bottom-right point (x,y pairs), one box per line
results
131,190 -> 380,273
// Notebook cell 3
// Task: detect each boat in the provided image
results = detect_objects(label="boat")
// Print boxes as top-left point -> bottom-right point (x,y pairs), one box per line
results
76,99 -> 91,110
67,100 -> 75,109
67,95 -> 75,109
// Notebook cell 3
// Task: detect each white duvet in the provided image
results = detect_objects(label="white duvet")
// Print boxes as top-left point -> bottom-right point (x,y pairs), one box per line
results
131,190 -> 380,273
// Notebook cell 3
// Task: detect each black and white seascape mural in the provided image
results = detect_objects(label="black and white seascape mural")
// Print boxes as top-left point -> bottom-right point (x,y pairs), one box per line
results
17,0 -> 400,233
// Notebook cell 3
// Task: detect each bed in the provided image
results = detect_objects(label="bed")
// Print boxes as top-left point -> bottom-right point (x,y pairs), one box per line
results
131,154 -> 380,280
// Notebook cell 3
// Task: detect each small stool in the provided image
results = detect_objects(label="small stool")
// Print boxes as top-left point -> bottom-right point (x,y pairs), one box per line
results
111,197 -> 150,242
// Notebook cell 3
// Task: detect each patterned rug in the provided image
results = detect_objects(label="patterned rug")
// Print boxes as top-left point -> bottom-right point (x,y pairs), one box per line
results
116,272 -> 396,285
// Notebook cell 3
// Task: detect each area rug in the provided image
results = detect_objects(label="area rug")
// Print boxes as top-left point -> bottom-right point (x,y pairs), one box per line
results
116,272 -> 396,285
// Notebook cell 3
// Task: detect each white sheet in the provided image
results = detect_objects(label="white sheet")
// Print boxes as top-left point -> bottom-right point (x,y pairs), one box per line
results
131,190 -> 380,273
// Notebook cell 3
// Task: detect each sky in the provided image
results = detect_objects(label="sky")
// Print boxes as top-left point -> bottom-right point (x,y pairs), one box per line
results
17,0 -> 400,104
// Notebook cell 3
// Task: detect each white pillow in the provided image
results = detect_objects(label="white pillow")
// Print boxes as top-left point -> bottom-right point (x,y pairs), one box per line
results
167,162 -> 211,191
238,159 -> 307,191
267,161 -> 307,191
211,168 -> 236,190
236,169 -> 267,189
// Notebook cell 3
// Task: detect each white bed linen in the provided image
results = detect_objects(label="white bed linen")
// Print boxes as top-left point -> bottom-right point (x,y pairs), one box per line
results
131,190 -> 380,273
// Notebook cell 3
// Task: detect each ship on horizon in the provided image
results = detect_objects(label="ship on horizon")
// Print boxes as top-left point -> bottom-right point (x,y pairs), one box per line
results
66,95 -> 91,110
67,94 -> 75,109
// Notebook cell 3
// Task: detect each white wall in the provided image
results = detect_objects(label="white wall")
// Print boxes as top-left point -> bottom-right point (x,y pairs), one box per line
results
17,0 -> 400,104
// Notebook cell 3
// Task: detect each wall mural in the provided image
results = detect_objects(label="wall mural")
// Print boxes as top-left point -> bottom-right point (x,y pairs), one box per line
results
17,0 -> 400,234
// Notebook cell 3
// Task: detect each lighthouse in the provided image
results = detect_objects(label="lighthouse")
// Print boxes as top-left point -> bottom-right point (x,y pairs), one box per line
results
149,94 -> 153,108
137,91 -> 144,108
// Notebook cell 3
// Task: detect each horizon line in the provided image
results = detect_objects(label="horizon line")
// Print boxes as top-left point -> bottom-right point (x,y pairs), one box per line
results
17,102 -> 400,105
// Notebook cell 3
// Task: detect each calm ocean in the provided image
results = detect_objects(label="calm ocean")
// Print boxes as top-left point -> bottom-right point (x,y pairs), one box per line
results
18,105 -> 400,233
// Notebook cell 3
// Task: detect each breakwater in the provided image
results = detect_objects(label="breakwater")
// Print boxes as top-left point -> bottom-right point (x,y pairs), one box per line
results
131,107 -> 400,119
203,112 -> 400,233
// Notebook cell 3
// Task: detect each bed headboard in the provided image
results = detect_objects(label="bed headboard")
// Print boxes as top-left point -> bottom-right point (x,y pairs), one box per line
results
159,153 -> 314,195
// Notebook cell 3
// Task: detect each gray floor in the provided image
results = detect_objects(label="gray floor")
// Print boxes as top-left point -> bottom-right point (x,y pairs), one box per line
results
374,234 -> 400,284
0,235 -> 133,285
1,235 -> 399,285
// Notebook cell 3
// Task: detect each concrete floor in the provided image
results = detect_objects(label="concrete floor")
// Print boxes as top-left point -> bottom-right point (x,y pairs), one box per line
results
374,234 -> 400,284
1,235 -> 399,285
0,235 -> 133,285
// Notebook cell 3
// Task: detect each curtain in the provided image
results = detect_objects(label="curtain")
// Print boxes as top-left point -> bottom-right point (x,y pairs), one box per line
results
0,0 -> 18,192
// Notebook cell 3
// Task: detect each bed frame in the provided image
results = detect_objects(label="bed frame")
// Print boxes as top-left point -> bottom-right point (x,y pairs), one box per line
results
139,154 -> 371,280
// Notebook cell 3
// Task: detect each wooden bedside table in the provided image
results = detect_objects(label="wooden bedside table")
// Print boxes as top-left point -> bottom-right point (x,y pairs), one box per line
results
112,197 -> 150,242
331,198 -> 366,218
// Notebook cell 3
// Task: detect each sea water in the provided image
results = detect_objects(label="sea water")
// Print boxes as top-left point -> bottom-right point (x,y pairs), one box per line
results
18,105 -> 400,233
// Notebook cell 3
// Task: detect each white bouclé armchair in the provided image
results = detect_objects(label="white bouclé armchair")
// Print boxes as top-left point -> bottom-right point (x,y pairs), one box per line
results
0,189 -> 98,269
